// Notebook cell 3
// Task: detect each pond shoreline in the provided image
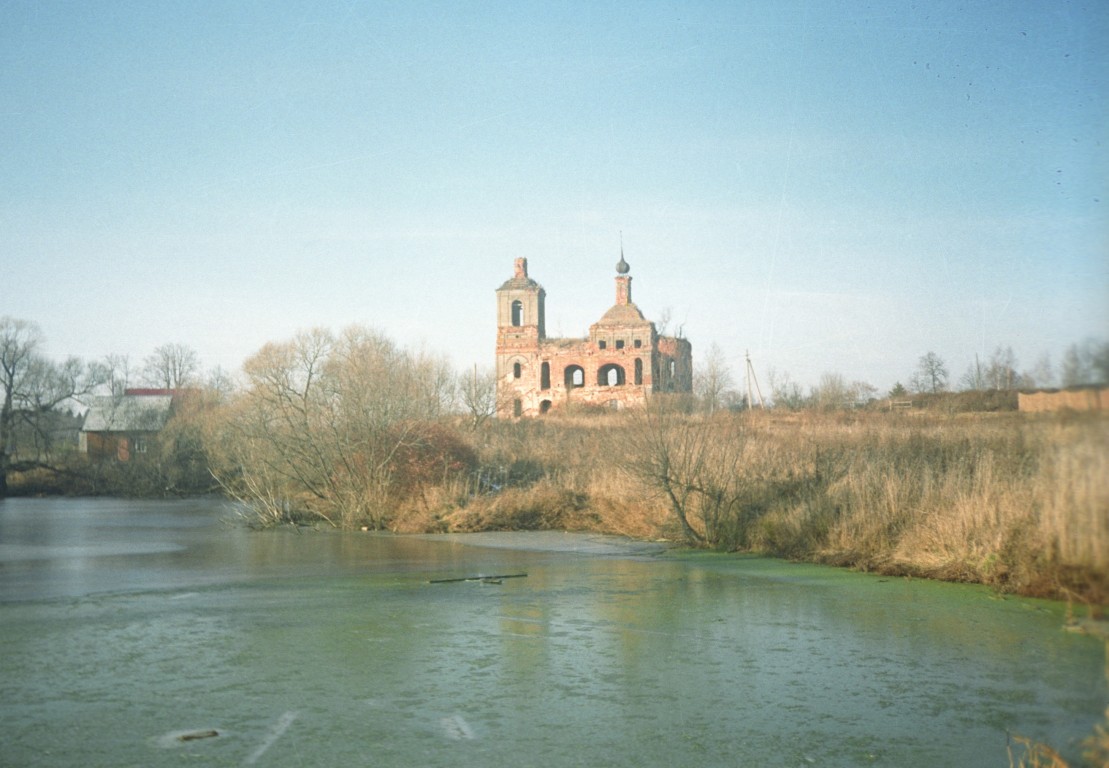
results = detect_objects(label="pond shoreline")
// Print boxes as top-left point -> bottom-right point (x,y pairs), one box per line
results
6,486 -> 1107,608
354,523 -> 1107,609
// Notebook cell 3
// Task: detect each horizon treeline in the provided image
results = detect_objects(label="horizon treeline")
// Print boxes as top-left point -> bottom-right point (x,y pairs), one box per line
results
3,314 -> 1108,498
2,316 -> 1107,605
5,314 -> 1108,415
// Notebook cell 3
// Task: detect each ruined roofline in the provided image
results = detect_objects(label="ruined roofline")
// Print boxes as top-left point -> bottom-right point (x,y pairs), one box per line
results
594,302 -> 649,326
496,275 -> 544,291
496,256 -> 545,292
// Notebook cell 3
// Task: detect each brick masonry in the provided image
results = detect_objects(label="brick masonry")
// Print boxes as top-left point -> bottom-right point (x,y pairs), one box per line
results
1017,386 -> 1109,412
495,256 -> 693,418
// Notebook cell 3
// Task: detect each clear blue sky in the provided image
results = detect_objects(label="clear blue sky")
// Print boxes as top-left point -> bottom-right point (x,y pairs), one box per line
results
4,1 -> 1106,392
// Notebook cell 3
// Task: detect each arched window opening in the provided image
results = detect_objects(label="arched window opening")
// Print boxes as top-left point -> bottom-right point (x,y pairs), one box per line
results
565,365 -> 585,389
513,399 -> 522,417
540,362 -> 550,389
634,358 -> 643,385
513,362 -> 522,379
616,339 -> 625,350
598,340 -> 607,350
598,364 -> 626,387
539,400 -> 552,415
634,339 -> 642,349
511,300 -> 523,327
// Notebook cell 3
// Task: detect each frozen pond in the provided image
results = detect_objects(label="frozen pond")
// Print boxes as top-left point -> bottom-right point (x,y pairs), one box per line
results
0,498 -> 1105,767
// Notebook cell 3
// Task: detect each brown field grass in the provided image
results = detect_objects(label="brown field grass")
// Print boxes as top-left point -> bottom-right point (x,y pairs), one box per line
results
743,412 -> 1108,603
391,409 -> 1108,605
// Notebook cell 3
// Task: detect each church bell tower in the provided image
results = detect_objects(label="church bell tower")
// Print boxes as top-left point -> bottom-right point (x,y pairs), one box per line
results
496,257 -> 546,342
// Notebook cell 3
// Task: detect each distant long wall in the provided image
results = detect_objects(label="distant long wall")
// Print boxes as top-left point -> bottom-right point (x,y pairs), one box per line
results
1017,387 -> 1109,413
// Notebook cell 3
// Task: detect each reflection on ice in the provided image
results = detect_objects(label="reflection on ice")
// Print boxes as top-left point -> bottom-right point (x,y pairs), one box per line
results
440,714 -> 475,741
245,711 -> 298,765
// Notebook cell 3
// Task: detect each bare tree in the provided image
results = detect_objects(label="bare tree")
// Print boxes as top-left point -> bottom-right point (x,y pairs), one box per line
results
91,353 -> 133,397
211,326 -> 472,529
204,365 -> 238,401
810,372 -> 854,410
1,318 -> 44,495
1021,353 -> 1055,389
850,380 -> 879,405
0,317 -> 103,495
623,400 -> 749,547
655,307 -> 673,337
959,356 -> 985,391
911,352 -> 949,394
459,366 -> 498,429
986,346 -> 1020,391
1091,340 -> 1109,383
694,342 -> 734,414
766,367 -> 806,410
1060,344 -> 1086,387
1060,338 -> 1109,386
143,343 -> 200,389
411,348 -> 457,418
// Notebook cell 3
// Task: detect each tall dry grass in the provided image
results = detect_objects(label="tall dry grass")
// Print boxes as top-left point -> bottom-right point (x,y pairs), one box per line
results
743,412 -> 1108,601
397,410 -> 1107,603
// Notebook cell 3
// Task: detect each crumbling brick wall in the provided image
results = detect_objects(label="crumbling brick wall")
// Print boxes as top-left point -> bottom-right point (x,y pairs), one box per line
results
495,258 -> 693,418
1018,387 -> 1109,413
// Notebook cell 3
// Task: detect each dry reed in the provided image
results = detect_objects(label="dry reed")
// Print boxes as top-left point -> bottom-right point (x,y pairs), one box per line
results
401,410 -> 1107,604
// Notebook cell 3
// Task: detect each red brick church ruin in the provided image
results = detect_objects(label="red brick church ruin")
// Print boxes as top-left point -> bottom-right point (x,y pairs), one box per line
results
495,254 -> 693,417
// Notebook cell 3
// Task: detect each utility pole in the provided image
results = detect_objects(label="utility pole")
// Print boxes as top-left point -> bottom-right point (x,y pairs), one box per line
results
745,350 -> 765,409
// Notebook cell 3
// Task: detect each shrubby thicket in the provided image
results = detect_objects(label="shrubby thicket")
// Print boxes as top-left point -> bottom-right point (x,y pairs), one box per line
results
204,326 -> 474,529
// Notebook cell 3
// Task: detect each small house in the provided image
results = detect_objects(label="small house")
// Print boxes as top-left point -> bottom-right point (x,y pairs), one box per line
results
80,389 -> 178,462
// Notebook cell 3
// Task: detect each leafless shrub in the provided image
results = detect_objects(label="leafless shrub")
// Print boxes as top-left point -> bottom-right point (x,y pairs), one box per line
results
621,399 -> 752,546
207,326 -> 472,529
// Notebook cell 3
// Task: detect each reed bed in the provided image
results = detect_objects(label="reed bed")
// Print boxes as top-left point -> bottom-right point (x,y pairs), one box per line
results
745,413 -> 1107,600
398,410 -> 1108,604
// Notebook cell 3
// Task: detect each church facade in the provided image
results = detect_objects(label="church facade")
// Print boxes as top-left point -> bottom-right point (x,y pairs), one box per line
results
495,255 -> 693,418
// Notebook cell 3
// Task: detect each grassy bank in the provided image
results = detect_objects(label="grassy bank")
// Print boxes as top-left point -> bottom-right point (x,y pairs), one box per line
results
738,412 -> 1107,604
391,409 -> 1108,606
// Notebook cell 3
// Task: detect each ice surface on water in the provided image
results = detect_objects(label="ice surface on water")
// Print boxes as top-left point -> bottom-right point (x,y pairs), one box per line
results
0,498 -> 1105,768
439,714 -> 475,741
245,711 -> 298,764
